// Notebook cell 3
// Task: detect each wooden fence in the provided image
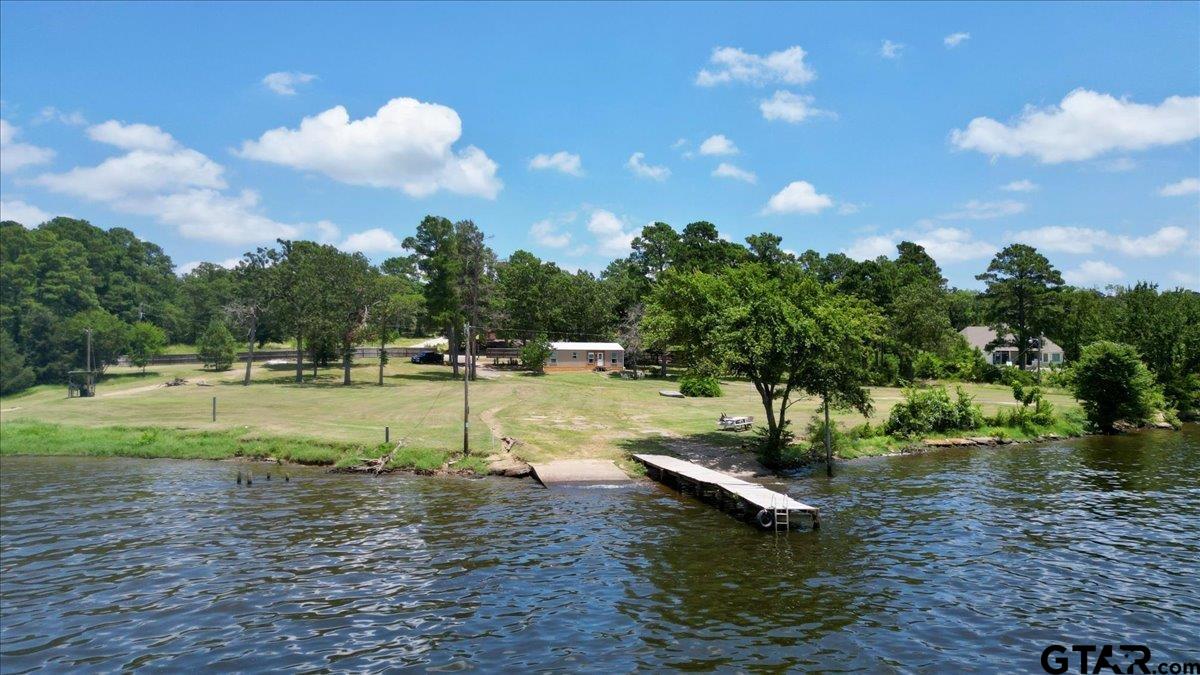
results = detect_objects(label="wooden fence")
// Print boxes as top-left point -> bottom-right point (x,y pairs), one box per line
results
118,346 -> 438,367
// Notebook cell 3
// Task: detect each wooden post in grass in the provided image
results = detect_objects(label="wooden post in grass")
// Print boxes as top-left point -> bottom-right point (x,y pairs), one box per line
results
212,396 -> 216,422
385,426 -> 390,443
463,323 -> 471,457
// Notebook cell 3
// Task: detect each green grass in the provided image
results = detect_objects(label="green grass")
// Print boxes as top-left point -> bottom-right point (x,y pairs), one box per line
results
832,410 -> 1090,459
0,420 -> 348,463
1,356 -> 1086,471
0,420 -> 493,474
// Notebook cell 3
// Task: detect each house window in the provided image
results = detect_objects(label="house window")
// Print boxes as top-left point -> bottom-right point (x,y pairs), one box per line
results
587,352 -> 595,364
550,353 -> 557,364
611,354 -> 618,364
1052,353 -> 1062,364
572,352 -> 577,359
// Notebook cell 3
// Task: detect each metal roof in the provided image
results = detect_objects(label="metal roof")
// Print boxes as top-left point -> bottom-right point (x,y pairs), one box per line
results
550,341 -> 624,351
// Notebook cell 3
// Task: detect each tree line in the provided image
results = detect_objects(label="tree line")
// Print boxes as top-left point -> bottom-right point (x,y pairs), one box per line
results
2,216 -> 1197,429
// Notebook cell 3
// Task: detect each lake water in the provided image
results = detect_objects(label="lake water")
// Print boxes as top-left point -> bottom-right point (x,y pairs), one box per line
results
2,428 -> 1198,672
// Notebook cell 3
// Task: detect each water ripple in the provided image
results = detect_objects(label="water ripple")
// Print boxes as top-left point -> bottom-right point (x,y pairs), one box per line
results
2,428 -> 1199,670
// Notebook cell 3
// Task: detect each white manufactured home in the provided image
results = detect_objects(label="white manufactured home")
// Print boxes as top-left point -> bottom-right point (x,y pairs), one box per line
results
547,341 -> 624,372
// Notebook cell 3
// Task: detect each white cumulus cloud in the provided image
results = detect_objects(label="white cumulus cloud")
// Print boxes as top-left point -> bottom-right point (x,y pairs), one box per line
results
238,97 -> 502,199
944,32 -> 971,48
880,40 -> 904,59
1010,224 -> 1190,257
36,119 -> 300,244
87,120 -> 178,152
712,162 -> 757,184
695,46 -> 816,87
0,119 -> 55,172
762,181 -> 834,215
1159,178 -> 1200,197
530,217 -> 573,249
1064,260 -> 1125,286
698,134 -> 739,156
262,71 -> 317,96
844,227 -> 996,264
759,90 -> 833,123
341,228 -> 403,254
528,151 -> 583,176
0,199 -> 52,225
951,89 -> 1200,163
626,152 -> 670,181
586,209 -> 636,255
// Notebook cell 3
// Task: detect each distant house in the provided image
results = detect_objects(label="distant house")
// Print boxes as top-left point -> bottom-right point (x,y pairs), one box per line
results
959,326 -> 1064,369
547,341 -> 624,372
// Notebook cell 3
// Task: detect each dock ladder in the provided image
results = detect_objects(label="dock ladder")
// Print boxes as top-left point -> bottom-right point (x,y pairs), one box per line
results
773,494 -> 790,533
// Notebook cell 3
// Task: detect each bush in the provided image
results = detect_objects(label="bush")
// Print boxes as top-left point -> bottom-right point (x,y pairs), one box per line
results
998,367 -> 1036,388
1070,341 -> 1163,432
679,372 -> 722,397
871,353 -> 901,386
127,322 -> 167,373
884,386 -> 983,437
197,319 -> 237,371
0,331 -> 36,395
912,351 -> 945,380
520,336 -> 552,374
989,381 -> 1056,431
805,415 -> 849,462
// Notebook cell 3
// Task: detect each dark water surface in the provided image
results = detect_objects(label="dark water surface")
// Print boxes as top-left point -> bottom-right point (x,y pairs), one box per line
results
2,428 -> 1198,672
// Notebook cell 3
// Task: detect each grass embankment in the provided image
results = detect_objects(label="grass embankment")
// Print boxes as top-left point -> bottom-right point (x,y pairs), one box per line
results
0,420 -> 490,474
0,356 -> 1085,472
834,414 -> 1089,459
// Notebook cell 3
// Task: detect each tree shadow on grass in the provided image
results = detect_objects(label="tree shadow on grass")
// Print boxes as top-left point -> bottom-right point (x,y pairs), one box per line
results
615,428 -> 759,459
390,369 -> 465,383
100,370 -> 171,383
616,429 -> 785,481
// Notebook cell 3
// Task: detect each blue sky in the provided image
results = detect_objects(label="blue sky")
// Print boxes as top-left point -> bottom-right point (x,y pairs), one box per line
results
1,1 -> 1197,289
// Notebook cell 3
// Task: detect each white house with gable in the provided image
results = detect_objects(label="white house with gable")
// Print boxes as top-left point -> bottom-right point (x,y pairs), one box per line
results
546,342 -> 624,372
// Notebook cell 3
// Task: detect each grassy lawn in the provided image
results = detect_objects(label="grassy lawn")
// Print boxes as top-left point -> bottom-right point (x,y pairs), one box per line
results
1,357 -> 1082,468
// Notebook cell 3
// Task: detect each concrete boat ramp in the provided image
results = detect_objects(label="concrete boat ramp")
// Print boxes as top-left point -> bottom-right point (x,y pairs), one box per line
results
528,459 -> 632,486
633,454 -> 820,531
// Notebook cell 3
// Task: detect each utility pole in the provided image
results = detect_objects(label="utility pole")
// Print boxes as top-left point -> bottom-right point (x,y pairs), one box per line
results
463,322 -> 470,456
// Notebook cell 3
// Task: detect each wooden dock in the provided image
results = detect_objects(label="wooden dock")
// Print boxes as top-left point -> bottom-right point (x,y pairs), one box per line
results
632,454 -> 820,530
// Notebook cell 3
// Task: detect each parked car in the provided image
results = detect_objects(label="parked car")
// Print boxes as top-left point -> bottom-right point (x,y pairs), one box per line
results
410,351 -> 444,365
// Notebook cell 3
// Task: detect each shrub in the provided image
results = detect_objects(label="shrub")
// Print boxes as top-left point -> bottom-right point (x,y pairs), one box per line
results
912,351 -> 945,380
848,421 -> 885,439
127,322 -> 167,373
805,415 -> 849,462
1070,341 -> 1163,432
871,353 -> 901,386
884,386 -> 983,437
754,419 -> 794,466
197,319 -> 237,371
999,367 -> 1036,388
989,382 -> 1057,431
679,372 -> 722,397
520,336 -> 553,374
